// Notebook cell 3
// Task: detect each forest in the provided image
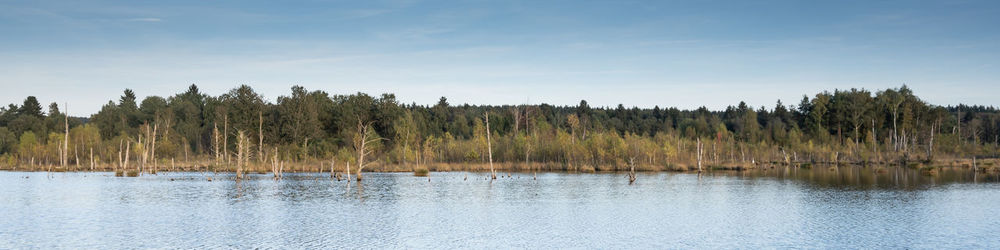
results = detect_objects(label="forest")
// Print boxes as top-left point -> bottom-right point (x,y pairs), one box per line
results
1,84 -> 998,176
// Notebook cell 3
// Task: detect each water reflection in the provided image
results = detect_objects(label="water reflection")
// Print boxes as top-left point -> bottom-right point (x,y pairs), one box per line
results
0,168 -> 998,249
713,165 -> 999,190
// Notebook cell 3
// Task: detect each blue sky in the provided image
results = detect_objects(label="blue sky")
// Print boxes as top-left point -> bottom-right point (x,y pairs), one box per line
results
1,0 -> 998,116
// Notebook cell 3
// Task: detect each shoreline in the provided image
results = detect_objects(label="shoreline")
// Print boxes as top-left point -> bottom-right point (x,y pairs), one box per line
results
3,157 -> 997,174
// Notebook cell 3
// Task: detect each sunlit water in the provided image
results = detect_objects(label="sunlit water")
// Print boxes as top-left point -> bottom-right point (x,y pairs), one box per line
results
2,167 -> 999,249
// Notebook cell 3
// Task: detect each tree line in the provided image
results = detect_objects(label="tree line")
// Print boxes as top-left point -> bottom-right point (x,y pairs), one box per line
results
1,84 -> 998,172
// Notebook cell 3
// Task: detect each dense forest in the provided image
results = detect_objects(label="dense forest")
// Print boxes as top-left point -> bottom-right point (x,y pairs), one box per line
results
1,84 -> 998,175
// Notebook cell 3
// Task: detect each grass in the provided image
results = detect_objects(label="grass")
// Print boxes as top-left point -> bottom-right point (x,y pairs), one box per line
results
413,167 -> 429,177
668,164 -> 689,171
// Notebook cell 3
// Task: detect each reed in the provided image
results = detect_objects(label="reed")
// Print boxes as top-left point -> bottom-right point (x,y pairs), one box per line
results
413,167 -> 429,177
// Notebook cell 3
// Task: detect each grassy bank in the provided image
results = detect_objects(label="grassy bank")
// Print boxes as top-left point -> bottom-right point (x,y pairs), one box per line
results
3,157 -> 998,175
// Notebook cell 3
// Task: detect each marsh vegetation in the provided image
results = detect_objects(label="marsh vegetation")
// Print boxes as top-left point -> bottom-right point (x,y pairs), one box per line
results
0,85 -> 998,178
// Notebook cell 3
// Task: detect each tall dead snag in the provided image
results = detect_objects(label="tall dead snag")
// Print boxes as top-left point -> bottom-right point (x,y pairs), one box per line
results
117,139 -> 124,173
354,117 -> 382,181
236,130 -> 248,180
523,110 -> 535,172
271,147 -> 280,179
138,130 -> 145,173
872,119 -> 879,163
224,114 -> 229,165
927,119 -> 937,160
62,103 -> 69,168
258,111 -> 264,164
628,157 -> 637,184
124,140 -> 131,174
485,112 -> 496,180
213,123 -> 221,164
75,146 -> 80,170
566,114 -> 579,169
781,147 -> 790,166
696,137 -> 704,172
151,121 -> 158,173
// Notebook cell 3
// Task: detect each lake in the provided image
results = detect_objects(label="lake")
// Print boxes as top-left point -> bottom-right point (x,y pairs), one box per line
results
2,167 -> 999,249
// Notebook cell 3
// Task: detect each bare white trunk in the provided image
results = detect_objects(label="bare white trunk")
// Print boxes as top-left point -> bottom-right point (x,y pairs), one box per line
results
259,111 -> 264,163
224,114 -> 229,165
151,122 -> 157,172
697,138 -> 703,172
486,112 -> 495,179
63,103 -> 69,167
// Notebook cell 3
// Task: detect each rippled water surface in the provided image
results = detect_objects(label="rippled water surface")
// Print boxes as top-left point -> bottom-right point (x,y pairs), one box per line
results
2,167 -> 999,249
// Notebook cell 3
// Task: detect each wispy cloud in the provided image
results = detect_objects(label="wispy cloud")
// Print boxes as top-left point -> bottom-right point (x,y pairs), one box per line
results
342,9 -> 392,19
126,17 -> 162,22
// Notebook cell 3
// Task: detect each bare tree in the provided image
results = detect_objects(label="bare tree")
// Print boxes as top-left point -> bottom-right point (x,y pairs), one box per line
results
271,147 -> 281,179
125,139 -> 131,174
213,123 -> 220,164
258,111 -> 264,163
627,157 -> 636,184
151,121 -> 158,173
354,116 -> 383,181
697,137 -> 704,172
62,103 -> 69,168
928,118 -> 939,160
485,112 -> 496,180
236,130 -> 248,180
224,113 -> 229,165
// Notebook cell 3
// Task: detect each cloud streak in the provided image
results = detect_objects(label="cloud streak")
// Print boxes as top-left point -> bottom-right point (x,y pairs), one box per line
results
126,17 -> 162,22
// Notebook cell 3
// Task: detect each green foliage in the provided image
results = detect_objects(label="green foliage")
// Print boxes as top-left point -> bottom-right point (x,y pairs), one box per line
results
0,127 -> 15,154
2,84 -> 998,169
17,131 -> 38,158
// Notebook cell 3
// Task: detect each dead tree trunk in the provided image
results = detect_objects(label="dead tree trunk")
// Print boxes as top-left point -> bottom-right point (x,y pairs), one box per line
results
62,103 -> 69,168
213,123 -> 220,164
124,141 -> 131,173
151,122 -> 158,173
236,130 -> 246,180
485,112 -> 496,179
927,120 -> 936,160
272,147 -> 280,179
259,111 -> 264,163
697,137 -> 704,172
224,114 -> 229,165
628,157 -> 637,184
354,117 -> 381,181
118,139 -> 123,172
872,119 -> 878,163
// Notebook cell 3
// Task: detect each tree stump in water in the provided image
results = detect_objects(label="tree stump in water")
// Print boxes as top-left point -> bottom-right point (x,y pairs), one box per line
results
628,158 -> 637,184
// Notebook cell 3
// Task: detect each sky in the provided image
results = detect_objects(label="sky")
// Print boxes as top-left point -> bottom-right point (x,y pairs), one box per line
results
1,0 -> 998,116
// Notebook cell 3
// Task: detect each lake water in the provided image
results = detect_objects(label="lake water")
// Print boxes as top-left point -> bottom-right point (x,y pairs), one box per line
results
2,167 -> 999,249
